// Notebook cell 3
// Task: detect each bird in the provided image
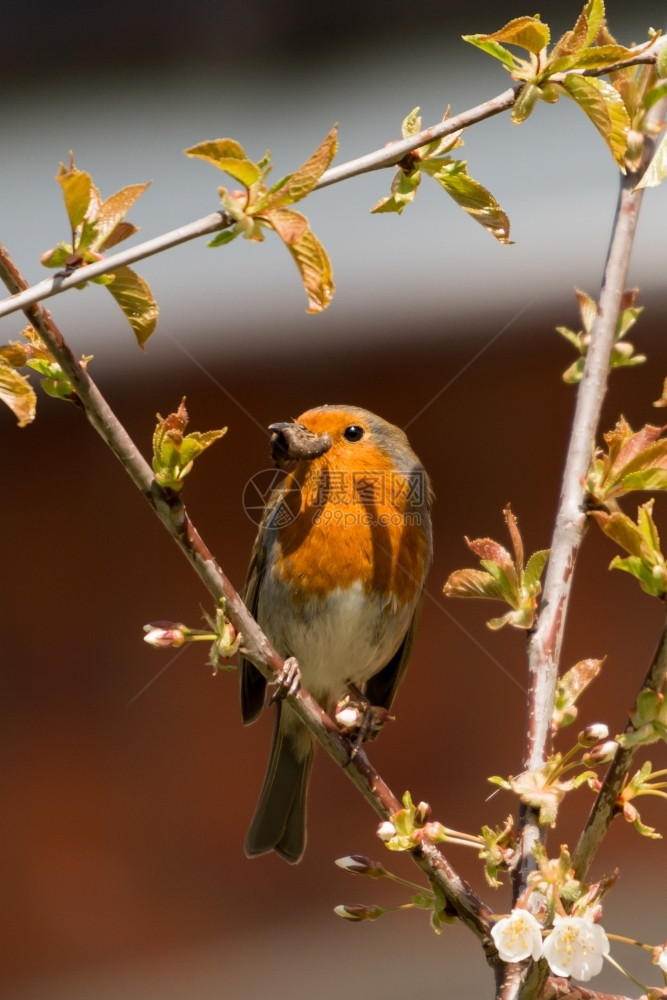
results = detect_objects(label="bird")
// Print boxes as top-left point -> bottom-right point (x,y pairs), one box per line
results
239,404 -> 433,863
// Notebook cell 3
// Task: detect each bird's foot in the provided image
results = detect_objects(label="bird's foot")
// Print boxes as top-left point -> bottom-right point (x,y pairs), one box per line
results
268,656 -> 301,704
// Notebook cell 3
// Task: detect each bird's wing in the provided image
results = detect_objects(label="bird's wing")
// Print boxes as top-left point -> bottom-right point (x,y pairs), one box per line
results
363,596 -> 424,712
239,528 -> 269,725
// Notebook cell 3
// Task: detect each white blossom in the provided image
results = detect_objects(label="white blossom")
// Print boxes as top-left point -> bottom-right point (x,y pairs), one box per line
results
657,946 -> 667,974
542,915 -> 610,982
491,909 -> 544,963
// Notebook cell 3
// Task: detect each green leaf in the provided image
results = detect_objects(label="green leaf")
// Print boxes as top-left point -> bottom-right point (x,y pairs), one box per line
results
184,139 -> 262,189
523,549 -> 550,590
39,245 -> 73,269
560,74 -> 630,167
511,83 -> 541,124
207,229 -> 240,247
0,360 -> 37,426
462,35 -> 520,71
591,500 -> 667,596
152,398 -> 227,492
635,131 -> 667,190
401,107 -> 422,138
550,44 -> 636,74
56,161 -> 92,230
105,266 -> 159,347
370,159 -> 421,215
423,159 -> 512,242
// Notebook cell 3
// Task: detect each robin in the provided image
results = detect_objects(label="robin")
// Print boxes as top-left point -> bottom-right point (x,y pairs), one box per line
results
240,405 -> 433,862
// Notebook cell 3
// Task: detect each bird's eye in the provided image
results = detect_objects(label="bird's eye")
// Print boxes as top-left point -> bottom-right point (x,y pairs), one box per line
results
343,424 -> 364,442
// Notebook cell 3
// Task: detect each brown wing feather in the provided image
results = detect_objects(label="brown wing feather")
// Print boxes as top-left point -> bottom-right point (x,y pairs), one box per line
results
239,528 -> 269,724
364,597 -> 424,712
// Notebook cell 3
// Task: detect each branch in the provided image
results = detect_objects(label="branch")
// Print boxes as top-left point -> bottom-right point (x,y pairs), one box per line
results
0,85 -> 518,322
0,211 -> 233,321
0,41 -> 661,324
514,96 -> 667,900
0,241 -> 493,947
572,613 -> 667,879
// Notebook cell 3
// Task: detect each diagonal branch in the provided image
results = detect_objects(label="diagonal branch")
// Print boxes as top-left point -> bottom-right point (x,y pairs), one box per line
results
0,241 -> 493,947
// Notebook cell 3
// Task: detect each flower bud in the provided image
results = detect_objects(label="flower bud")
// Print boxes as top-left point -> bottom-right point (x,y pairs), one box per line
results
143,623 -> 186,647
583,741 -> 618,766
335,855 -> 386,877
333,903 -> 383,921
377,820 -> 396,842
414,800 -> 431,826
578,723 -> 609,747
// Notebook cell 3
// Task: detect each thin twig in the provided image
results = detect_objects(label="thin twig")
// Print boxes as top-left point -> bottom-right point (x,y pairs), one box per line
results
0,241 -> 493,947
572,614 -> 667,879
514,95 -> 667,903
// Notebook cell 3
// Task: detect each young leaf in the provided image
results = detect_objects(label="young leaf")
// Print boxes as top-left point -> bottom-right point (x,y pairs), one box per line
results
45,157 -> 155,343
257,126 -> 338,210
263,208 -> 334,313
558,287 -> 645,383
94,183 -> 151,249
560,75 -> 630,167
186,132 -> 337,312
0,360 -> 37,427
586,418 -> 667,504
553,658 -> 605,730
152,398 -> 227,492
105,266 -> 159,349
184,139 -> 263,189
550,0 -> 608,61
370,109 -> 511,241
370,157 -> 422,215
461,35 -> 521,71
422,159 -> 512,243
590,499 -> 667,596
56,161 -> 93,230
444,507 -> 549,630
465,16 -> 550,58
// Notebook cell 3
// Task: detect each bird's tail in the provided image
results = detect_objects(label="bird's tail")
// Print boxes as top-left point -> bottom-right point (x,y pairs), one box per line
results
245,705 -> 314,864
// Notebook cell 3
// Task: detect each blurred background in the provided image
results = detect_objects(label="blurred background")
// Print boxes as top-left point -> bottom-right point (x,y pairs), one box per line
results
2,1 -> 667,997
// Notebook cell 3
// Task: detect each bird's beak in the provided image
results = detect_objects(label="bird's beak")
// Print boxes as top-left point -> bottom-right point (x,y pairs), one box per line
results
268,422 -> 333,469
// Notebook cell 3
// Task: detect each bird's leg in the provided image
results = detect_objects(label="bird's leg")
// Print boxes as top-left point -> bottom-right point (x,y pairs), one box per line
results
268,656 -> 302,704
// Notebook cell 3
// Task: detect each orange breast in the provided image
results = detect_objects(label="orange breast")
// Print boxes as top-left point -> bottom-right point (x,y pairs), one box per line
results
273,449 -> 429,607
